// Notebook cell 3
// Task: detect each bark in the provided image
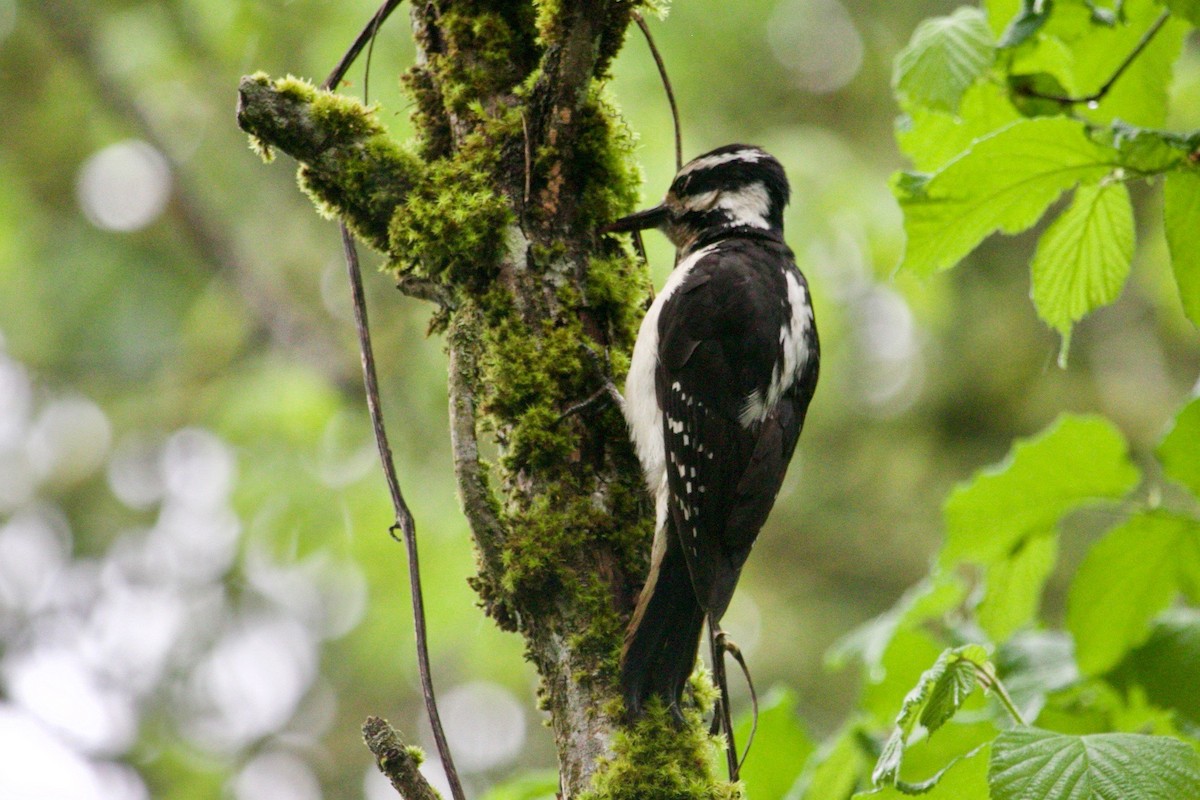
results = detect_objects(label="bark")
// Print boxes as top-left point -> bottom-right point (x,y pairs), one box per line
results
237,2 -> 733,797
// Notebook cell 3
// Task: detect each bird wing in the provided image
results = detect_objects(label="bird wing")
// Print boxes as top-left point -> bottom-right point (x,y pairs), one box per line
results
655,242 -> 815,621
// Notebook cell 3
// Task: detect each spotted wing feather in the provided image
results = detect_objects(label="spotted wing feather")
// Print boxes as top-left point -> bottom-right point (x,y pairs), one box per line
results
656,240 -> 816,622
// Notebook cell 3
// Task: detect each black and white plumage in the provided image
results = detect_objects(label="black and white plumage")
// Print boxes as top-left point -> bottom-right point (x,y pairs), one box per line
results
606,144 -> 820,719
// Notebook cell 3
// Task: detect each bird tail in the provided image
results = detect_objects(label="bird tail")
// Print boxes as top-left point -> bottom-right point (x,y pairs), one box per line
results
620,517 -> 706,721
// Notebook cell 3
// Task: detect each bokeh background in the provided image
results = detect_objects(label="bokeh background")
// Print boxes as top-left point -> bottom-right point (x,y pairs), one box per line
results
2,1 -> 1199,798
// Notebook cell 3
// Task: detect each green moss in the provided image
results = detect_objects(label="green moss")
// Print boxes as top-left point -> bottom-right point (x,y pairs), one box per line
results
388,160 -> 512,287
584,251 -> 648,361
403,745 -> 425,766
401,65 -> 453,159
580,701 -> 740,800
573,86 -> 642,229
299,129 -> 424,252
424,6 -> 540,117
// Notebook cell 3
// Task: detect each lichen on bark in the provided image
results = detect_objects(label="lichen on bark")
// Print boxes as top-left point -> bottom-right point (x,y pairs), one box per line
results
236,1 -> 739,797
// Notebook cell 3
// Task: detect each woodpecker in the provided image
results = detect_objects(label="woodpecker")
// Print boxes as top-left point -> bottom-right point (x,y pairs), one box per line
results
606,144 -> 819,720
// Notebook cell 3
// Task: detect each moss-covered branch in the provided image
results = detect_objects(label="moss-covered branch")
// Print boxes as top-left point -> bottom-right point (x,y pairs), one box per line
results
363,717 -> 442,800
236,73 -> 423,254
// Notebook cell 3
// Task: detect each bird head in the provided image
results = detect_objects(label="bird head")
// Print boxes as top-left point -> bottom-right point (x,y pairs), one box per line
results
603,144 -> 790,255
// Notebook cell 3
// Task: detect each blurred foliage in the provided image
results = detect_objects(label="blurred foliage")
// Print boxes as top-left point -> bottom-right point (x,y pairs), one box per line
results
1,0 -> 1199,799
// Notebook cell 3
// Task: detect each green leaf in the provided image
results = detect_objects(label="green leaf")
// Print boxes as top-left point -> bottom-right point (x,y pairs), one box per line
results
1166,0 -> 1200,27
998,0 -> 1055,47
1158,396 -> 1200,498
1112,608 -> 1200,728
855,744 -> 991,799
1030,181 -> 1134,336
1077,9 -> 1186,130
987,0 -> 1028,38
860,627 -> 947,729
977,533 -> 1058,641
896,81 -> 1023,173
1108,124 -> 1193,174
995,631 -> 1080,721
894,7 -> 996,112
942,415 -> 1139,567
1163,170 -> 1200,327
795,721 -> 870,800
1067,512 -> 1200,675
1012,1 -> 1187,129
874,646 -> 991,787
734,687 -> 814,800
896,117 -> 1117,275
989,727 -> 1200,800
479,770 -> 559,800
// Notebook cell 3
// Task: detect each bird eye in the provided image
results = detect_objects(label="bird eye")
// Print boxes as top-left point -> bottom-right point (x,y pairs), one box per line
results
683,190 -> 719,212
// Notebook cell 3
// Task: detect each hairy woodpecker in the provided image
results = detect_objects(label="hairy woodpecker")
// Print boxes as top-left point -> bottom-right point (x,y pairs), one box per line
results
606,144 -> 820,719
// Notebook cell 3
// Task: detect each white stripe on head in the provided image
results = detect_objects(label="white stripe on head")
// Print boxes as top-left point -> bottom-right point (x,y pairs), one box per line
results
677,148 -> 767,177
716,181 -> 771,229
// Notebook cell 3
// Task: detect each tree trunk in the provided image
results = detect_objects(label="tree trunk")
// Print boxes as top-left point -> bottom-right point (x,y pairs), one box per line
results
236,2 -> 734,797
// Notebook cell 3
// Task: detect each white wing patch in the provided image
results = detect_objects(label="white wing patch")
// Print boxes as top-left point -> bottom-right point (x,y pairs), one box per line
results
739,269 -> 813,427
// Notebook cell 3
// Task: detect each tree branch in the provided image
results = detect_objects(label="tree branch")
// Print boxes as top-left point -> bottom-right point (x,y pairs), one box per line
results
363,716 -> 443,800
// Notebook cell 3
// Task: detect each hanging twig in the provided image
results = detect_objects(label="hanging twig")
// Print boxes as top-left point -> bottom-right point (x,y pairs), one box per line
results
632,10 -> 682,172
708,620 -> 739,780
321,6 -> 468,798
718,632 -> 760,775
340,227 -> 468,800
322,0 -> 406,91
1012,9 -> 1170,106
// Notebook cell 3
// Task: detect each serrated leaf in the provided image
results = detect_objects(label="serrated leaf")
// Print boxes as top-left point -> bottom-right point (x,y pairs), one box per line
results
873,646 -> 991,787
942,415 -> 1139,567
1158,397 -> 1200,497
733,687 -> 814,800
894,8 -> 996,112
896,117 -> 1117,275
989,727 -> 1200,800
1030,181 -> 1134,335
1067,512 -> 1200,675
1163,170 -> 1200,327
977,533 -> 1058,641
919,649 -> 985,735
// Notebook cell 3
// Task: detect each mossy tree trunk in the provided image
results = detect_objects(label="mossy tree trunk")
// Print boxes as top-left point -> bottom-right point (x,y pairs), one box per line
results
237,2 -> 732,797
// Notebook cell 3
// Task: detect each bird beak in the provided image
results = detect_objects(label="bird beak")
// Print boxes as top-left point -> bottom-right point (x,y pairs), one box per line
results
601,203 -> 670,234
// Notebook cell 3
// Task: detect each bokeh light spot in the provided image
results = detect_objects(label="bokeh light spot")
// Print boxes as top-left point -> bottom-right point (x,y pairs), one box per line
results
0,706 -> 106,800
768,0 -> 864,93
431,681 -> 527,773
26,397 -> 113,486
76,140 -> 171,232
231,751 -> 321,800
